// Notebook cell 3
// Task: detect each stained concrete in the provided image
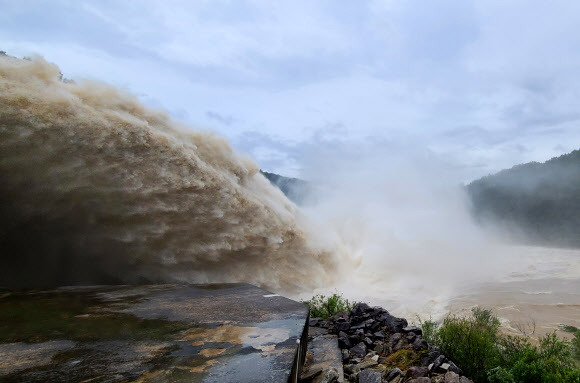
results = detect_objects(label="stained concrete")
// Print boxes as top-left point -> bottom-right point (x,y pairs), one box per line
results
300,329 -> 344,383
0,283 -> 309,382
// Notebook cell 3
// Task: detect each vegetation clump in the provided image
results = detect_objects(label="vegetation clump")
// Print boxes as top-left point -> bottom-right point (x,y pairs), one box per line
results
384,349 -> 422,370
420,308 -> 580,383
302,292 -> 354,319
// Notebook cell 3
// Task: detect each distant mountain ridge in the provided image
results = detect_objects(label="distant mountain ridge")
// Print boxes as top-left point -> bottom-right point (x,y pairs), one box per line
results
467,149 -> 580,247
260,170 -> 310,205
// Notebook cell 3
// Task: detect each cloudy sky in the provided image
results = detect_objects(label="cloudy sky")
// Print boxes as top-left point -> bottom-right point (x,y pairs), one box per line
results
2,0 -> 580,180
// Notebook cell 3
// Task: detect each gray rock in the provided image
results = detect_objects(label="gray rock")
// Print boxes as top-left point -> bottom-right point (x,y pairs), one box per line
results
365,351 -> 377,359
350,342 -> 367,359
377,312 -> 393,323
334,321 -> 351,332
431,355 -> 446,370
412,336 -> 429,351
459,377 -> 472,383
389,332 -> 402,344
344,364 -> 360,375
333,312 -> 349,322
447,361 -> 463,375
309,318 -> 320,326
402,325 -> 422,335
373,331 -> 385,339
352,303 -> 371,315
349,335 -> 361,345
318,367 -> 339,383
363,319 -> 375,328
358,369 -> 381,383
407,378 -> 431,383
342,349 -> 349,363
373,341 -> 388,355
406,366 -> 430,379
384,367 -> 402,381
423,350 -> 441,366
389,317 -> 408,333
392,339 -> 405,352
444,371 -> 460,383
357,358 -> 378,370
372,306 -> 388,315
338,331 -> 351,348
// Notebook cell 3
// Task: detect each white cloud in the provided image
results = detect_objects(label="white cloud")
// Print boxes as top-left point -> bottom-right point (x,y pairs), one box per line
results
2,0 -> 580,178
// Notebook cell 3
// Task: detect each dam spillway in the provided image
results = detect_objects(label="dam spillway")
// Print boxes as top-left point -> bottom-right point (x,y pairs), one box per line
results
0,283 -> 309,382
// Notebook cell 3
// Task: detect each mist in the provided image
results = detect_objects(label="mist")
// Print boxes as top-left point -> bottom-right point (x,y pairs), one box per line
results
292,142 -> 578,319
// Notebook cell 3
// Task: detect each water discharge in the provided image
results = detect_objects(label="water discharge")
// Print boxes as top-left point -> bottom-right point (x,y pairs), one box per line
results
0,55 -> 345,291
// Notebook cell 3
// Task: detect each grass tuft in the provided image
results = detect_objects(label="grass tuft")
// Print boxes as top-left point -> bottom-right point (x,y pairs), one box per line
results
302,292 -> 355,319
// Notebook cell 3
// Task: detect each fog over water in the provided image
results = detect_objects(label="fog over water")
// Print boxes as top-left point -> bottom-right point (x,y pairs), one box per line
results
294,145 -> 580,335
1,55 -> 578,336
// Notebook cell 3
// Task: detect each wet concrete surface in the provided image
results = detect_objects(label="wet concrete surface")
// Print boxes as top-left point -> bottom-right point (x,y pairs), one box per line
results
0,284 -> 309,382
301,328 -> 344,383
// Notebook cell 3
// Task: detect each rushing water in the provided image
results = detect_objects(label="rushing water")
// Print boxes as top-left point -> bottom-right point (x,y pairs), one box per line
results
0,55 -> 347,292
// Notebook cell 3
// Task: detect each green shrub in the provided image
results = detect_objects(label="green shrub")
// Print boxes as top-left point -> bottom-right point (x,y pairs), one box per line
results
384,349 -> 421,370
416,315 -> 438,344
562,325 -> 580,361
487,367 -> 515,383
436,307 -> 501,382
420,308 -> 580,383
302,293 -> 354,319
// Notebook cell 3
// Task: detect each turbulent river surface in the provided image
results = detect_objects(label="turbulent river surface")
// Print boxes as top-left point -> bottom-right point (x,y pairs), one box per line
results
302,245 -> 580,339
445,246 -> 580,338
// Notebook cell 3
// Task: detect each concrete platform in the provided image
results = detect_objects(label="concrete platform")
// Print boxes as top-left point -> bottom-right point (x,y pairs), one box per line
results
0,283 -> 309,382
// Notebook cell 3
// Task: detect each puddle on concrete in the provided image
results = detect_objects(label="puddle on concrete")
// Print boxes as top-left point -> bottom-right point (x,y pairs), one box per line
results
181,324 -> 291,352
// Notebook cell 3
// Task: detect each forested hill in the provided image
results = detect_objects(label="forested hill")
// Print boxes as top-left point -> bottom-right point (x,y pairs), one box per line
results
466,149 -> 580,247
260,170 -> 310,205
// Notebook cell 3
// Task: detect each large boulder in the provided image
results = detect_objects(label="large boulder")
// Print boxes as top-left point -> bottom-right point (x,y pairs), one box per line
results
358,369 -> 381,383
349,342 -> 367,359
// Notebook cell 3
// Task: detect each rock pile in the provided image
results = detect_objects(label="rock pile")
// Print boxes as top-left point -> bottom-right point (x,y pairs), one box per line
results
307,303 -> 474,383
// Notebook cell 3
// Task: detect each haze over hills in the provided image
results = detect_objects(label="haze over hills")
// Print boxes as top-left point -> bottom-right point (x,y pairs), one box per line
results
260,170 -> 311,205
467,149 -> 580,248
263,149 -> 580,248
